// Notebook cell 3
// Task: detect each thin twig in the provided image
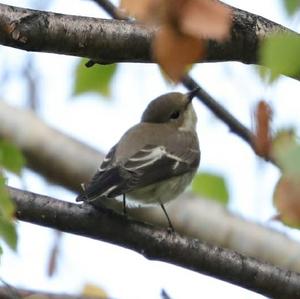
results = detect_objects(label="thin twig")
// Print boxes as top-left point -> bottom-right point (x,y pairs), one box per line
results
161,289 -> 172,299
92,0 -> 127,20
0,278 -> 21,299
181,75 -> 253,145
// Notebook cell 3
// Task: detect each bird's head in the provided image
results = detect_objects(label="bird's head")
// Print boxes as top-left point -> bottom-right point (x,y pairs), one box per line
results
141,90 -> 198,131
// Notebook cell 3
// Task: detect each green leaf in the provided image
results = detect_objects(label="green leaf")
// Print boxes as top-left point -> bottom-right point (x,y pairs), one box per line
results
0,175 -> 17,251
0,217 -> 17,250
0,176 -> 15,219
192,172 -> 229,205
73,59 -> 117,97
259,33 -> 300,81
271,129 -> 300,176
0,140 -> 25,175
284,0 -> 300,15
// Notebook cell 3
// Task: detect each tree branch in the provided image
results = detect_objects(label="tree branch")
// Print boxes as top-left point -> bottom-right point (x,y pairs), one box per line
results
182,75 -> 275,163
0,3 -> 294,66
9,186 -> 300,299
0,101 -> 103,191
1,101 -> 300,273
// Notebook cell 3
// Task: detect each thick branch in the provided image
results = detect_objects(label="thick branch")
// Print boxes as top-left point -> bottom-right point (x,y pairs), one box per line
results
10,186 -> 300,299
1,101 -> 300,272
0,101 -> 103,190
0,3 -> 293,65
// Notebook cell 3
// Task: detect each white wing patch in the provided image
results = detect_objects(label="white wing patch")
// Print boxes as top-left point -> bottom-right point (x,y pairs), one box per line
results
98,156 -> 112,171
101,185 -> 118,196
125,146 -> 184,171
125,146 -> 165,170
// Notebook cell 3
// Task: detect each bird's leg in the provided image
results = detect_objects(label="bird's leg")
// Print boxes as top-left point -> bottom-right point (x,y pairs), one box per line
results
122,194 -> 127,216
160,203 -> 175,232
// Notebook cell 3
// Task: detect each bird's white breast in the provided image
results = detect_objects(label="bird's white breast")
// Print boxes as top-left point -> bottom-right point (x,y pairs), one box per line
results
127,171 -> 195,206
179,104 -> 197,131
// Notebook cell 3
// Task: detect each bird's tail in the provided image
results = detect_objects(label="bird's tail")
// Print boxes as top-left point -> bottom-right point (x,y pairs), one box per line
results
75,183 -> 87,202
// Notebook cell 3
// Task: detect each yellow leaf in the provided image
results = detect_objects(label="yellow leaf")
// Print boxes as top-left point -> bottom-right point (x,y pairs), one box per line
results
82,283 -> 108,299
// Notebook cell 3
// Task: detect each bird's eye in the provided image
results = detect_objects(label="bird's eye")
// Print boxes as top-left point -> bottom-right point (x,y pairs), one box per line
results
170,111 -> 180,119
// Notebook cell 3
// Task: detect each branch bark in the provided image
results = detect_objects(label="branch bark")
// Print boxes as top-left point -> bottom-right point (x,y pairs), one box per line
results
0,101 -> 103,191
0,3 -> 294,66
1,101 -> 300,273
9,186 -> 300,299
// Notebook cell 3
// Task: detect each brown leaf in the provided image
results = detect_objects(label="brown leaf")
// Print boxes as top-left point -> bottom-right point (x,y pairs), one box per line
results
273,175 -> 300,228
253,100 -> 272,158
120,0 -> 164,23
153,25 -> 205,82
180,0 -> 232,41
47,231 -> 62,277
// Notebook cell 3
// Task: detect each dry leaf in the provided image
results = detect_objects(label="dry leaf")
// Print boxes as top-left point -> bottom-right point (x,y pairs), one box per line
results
253,100 -> 272,158
120,0 -> 164,23
82,283 -> 108,299
47,231 -> 62,277
273,175 -> 300,227
153,25 -> 205,81
180,0 -> 232,41
121,0 -> 231,81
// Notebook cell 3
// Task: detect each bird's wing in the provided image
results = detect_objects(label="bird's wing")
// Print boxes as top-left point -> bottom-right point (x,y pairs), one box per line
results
76,145 -> 117,202
76,143 -> 200,202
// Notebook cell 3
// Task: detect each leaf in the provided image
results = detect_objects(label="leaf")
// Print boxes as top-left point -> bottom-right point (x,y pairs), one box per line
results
0,217 -> 17,250
271,130 -> 300,176
0,140 -> 25,175
259,33 -> 300,81
192,172 -> 229,205
180,0 -> 232,41
0,176 -> 17,250
252,100 -> 272,158
82,283 -> 108,299
73,59 -> 117,97
273,175 -> 300,228
120,0 -> 164,22
0,176 -> 15,219
283,0 -> 300,15
153,25 -> 205,82
47,231 -> 62,277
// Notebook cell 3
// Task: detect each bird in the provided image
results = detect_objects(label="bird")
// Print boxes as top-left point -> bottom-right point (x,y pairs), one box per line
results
76,90 -> 200,230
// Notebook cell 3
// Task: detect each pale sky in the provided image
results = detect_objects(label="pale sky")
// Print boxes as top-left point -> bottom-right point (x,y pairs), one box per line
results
0,1 -> 300,298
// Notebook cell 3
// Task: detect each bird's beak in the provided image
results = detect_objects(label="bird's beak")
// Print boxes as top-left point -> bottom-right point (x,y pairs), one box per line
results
186,87 -> 199,104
